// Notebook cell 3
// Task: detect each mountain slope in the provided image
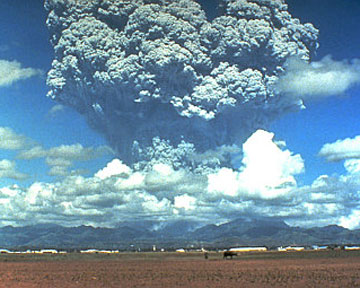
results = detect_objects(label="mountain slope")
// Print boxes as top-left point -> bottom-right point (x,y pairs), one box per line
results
1,218 -> 359,249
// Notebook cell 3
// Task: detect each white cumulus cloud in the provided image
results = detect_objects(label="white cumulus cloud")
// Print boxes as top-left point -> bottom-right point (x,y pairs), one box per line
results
0,127 -> 29,150
95,159 -> 131,180
18,143 -> 112,177
0,160 -> 28,180
0,60 -> 42,87
319,135 -> 360,162
340,209 -> 360,230
2,129 -> 360,229
277,56 -> 360,99
208,130 -> 304,199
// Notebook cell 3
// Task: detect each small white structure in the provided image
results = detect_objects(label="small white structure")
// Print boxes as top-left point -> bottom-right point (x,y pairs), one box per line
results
176,248 -> 186,253
312,245 -> 328,250
98,250 -> 112,254
285,246 -> 305,251
80,249 -> 99,253
229,247 -> 267,252
277,246 -> 305,251
39,249 -> 58,254
344,246 -> 360,251
80,249 -> 118,254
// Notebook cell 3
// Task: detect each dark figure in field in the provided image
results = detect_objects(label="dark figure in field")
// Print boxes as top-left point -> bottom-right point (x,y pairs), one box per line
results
204,252 -> 208,259
223,251 -> 237,259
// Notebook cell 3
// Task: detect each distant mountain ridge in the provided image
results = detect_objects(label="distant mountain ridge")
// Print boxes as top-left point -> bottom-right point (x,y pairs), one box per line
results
0,218 -> 359,250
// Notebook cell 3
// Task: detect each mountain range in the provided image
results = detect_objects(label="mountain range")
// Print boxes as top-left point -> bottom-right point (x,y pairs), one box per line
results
1,217 -> 359,250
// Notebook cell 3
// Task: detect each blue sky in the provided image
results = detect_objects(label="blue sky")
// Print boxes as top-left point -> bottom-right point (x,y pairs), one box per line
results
0,0 -> 113,186
0,0 -> 360,228
272,0 -> 360,183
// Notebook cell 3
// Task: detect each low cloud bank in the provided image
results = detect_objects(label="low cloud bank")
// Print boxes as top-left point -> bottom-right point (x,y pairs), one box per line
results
1,129 -> 360,229
0,129 -> 341,228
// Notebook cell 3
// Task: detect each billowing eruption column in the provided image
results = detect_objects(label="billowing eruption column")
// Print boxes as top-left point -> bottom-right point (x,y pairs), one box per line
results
45,0 -> 318,166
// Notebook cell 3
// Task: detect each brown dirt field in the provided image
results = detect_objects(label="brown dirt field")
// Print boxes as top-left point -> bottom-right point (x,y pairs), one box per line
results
0,251 -> 359,287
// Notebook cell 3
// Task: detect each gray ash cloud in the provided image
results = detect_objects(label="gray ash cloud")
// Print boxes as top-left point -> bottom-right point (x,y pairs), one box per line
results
45,0 -> 318,165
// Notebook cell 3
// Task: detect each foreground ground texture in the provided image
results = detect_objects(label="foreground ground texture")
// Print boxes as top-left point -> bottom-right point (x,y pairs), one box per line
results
0,250 -> 359,287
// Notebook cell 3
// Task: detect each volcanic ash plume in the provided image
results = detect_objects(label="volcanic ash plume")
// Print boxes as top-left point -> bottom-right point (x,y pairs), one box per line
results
45,0 -> 318,166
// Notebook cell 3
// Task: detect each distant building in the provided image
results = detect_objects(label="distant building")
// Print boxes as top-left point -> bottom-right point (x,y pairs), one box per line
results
277,246 -> 306,251
229,247 -> 267,252
39,249 -> 58,254
176,248 -> 186,253
312,245 -> 328,250
80,249 -> 99,253
80,249 -> 118,254
284,246 -> 305,251
344,246 -> 360,251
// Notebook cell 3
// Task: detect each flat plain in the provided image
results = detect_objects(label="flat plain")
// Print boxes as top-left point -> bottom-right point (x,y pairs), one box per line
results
0,250 -> 359,287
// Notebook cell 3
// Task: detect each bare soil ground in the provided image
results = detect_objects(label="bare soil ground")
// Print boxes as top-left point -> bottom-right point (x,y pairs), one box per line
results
0,250 -> 359,287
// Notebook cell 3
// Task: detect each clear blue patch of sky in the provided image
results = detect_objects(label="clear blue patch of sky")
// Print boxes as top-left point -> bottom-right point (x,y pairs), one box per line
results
0,0 -> 111,186
272,0 -> 360,184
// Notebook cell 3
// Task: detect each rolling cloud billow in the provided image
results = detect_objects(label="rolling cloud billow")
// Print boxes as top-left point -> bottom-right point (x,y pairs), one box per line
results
45,0 -> 318,165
